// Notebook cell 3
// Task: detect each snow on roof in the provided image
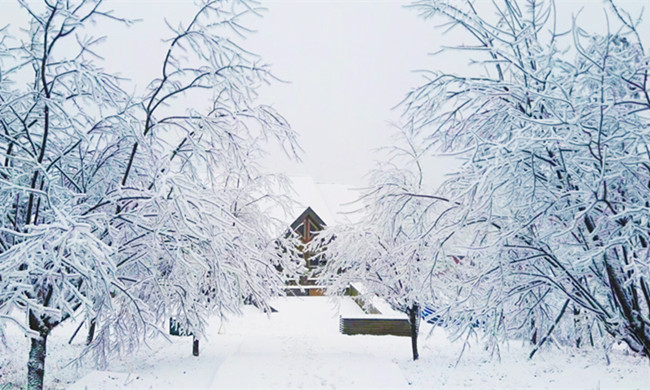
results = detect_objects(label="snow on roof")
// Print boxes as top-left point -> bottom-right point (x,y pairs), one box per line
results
287,176 -> 336,226
316,182 -> 363,224
260,175 -> 361,237
286,176 -> 360,226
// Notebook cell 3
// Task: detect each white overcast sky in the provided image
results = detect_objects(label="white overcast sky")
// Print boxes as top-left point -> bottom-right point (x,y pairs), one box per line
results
2,0 -> 648,187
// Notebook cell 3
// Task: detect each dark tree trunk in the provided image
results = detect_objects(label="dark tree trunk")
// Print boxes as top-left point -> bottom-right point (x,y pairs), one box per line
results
68,320 -> 85,344
408,304 -> 420,361
573,306 -> 582,348
193,335 -> 199,357
27,316 -> 50,390
86,318 -> 96,345
529,299 -> 570,359
605,259 -> 650,357
531,318 -> 537,345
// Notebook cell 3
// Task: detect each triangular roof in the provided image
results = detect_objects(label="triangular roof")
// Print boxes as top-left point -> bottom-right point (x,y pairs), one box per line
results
290,206 -> 326,231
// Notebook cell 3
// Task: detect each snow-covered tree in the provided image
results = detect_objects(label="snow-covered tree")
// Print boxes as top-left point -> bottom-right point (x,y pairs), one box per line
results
314,129 -> 446,360
400,0 -> 650,359
0,1 -> 300,388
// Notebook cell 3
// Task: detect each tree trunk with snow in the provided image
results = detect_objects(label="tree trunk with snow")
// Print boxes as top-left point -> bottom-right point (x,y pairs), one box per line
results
86,318 -> 96,346
27,312 -> 51,390
193,335 -> 200,357
605,257 -> 650,357
408,304 -> 420,361
27,332 -> 48,390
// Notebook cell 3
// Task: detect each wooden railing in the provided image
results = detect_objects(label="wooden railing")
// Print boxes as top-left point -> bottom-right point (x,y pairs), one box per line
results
339,317 -> 410,337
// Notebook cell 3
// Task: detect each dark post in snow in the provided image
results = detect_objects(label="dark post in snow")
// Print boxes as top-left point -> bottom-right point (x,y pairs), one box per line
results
408,304 -> 420,361
193,335 -> 200,357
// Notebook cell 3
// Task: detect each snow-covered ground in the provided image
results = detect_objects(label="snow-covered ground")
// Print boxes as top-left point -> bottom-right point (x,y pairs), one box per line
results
2,296 -> 649,389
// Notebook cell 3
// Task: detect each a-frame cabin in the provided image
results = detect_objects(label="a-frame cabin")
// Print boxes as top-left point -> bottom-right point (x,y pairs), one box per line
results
290,206 -> 326,270
280,176 -> 358,295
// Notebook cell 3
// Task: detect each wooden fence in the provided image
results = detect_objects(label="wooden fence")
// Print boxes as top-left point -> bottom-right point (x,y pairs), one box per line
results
339,317 -> 411,337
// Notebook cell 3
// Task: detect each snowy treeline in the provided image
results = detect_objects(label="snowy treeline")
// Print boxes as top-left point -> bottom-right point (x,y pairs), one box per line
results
317,0 -> 650,362
0,1 -> 301,389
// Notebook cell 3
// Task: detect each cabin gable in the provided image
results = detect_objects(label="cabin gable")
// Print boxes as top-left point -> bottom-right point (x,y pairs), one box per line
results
290,207 -> 326,243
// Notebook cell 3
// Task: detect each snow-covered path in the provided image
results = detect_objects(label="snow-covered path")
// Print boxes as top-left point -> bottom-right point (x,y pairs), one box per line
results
69,296 -> 411,389
7,295 -> 650,389
209,297 -> 408,388
211,355 -> 407,388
